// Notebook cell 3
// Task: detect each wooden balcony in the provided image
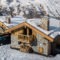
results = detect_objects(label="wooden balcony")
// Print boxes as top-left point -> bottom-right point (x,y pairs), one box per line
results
18,34 -> 33,43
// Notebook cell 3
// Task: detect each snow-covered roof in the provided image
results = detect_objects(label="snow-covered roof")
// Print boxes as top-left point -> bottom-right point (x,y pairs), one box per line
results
27,18 -> 60,38
0,16 -> 60,39
0,16 -> 26,28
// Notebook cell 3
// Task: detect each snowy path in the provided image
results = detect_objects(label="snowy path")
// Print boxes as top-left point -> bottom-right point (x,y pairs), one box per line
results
0,45 -> 60,60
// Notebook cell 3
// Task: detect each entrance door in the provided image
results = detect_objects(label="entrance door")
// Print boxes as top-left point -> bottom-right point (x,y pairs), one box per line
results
39,47 -> 44,54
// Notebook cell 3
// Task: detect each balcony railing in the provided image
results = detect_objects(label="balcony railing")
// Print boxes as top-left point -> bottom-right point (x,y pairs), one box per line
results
18,34 -> 33,43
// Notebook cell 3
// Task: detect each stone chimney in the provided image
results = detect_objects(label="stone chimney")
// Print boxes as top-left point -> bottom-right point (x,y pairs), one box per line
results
6,16 -> 11,24
40,16 -> 49,31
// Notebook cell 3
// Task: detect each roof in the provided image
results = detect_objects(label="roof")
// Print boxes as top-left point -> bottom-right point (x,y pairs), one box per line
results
0,16 -> 26,28
27,18 -> 60,38
0,16 -> 60,42
5,22 -> 54,42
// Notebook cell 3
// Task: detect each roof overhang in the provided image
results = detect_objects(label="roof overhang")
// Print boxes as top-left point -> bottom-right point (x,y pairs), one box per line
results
5,22 -> 54,42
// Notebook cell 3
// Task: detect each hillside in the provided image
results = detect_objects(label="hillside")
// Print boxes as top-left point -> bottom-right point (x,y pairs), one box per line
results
0,0 -> 60,18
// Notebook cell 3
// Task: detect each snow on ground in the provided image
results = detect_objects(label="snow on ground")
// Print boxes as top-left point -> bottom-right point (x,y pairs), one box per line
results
0,44 -> 60,60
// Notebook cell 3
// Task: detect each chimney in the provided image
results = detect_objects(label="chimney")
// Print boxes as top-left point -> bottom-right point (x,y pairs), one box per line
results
6,16 -> 11,24
40,16 -> 49,31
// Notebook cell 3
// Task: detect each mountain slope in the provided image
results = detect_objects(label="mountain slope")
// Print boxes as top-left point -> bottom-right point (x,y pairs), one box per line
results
0,0 -> 60,18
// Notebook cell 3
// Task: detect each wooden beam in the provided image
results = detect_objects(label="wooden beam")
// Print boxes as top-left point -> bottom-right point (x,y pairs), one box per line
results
0,21 -> 3,26
5,22 -> 25,33
27,28 -> 29,36
27,28 -> 29,42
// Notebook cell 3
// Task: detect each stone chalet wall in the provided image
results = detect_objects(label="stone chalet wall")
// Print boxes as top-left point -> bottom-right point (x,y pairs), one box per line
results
11,34 -> 20,49
11,31 -> 51,55
32,33 -> 51,55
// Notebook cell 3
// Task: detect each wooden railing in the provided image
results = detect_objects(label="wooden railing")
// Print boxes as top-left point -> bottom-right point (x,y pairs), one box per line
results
18,34 -> 33,43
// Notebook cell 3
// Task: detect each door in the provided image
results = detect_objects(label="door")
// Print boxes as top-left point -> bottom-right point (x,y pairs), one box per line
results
39,47 -> 44,53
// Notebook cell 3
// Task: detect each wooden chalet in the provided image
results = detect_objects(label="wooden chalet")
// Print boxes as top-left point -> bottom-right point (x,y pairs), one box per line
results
0,16 -> 60,56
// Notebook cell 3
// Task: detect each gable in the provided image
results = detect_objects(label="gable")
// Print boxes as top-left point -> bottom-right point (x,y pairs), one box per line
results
5,22 -> 54,42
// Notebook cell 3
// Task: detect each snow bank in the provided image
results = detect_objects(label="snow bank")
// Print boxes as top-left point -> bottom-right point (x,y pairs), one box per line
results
0,45 -> 60,60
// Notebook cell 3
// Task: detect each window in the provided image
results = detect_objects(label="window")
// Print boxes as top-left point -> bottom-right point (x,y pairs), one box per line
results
43,43 -> 46,45
18,42 -> 21,44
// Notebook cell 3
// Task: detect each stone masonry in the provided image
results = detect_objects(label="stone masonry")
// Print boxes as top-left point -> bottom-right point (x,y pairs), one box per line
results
40,17 -> 49,31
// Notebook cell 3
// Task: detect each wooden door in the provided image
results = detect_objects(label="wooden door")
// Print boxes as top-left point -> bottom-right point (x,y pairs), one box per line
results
39,47 -> 44,53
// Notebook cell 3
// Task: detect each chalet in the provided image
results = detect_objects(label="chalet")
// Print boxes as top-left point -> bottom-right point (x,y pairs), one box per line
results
0,16 -> 60,56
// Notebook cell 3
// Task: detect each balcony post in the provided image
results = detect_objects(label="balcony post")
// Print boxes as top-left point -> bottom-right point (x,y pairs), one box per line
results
27,28 -> 29,36
27,28 -> 29,42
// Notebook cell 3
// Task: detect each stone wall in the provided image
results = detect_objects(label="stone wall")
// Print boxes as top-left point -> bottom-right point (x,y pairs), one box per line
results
32,33 -> 51,55
5,16 -> 11,24
11,35 -> 20,49
40,17 -> 49,31
11,29 -> 51,55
